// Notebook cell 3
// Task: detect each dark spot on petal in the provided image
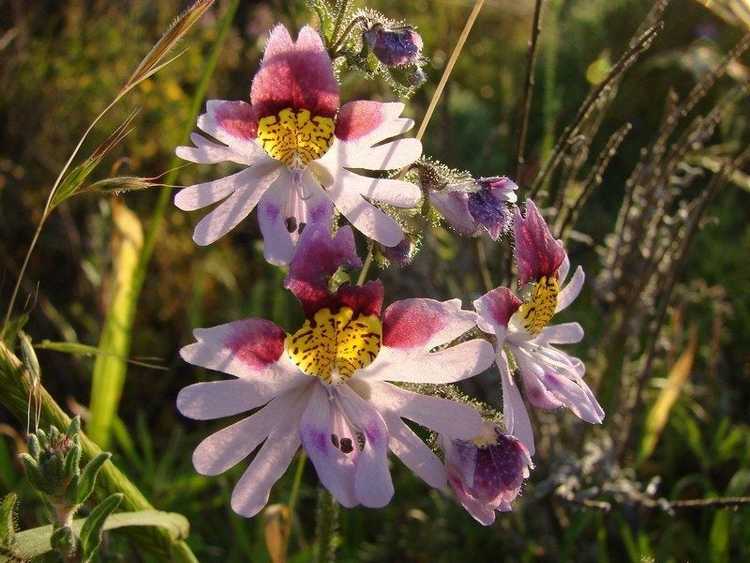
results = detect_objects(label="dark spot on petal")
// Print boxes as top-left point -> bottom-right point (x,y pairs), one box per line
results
286,217 -> 297,233
340,437 -> 353,453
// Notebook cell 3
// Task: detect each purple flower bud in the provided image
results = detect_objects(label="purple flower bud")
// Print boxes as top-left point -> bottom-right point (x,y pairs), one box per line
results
363,23 -> 423,67
467,176 -> 518,240
442,425 -> 532,526
381,237 -> 413,266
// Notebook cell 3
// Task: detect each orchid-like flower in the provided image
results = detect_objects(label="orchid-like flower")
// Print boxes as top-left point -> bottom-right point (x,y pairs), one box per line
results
473,200 -> 604,455
176,224 -> 495,516
441,423 -> 532,525
175,24 -> 422,264
429,176 -> 518,240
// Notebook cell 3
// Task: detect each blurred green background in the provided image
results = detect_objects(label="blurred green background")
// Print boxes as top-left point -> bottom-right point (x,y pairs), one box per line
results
1,0 -> 749,561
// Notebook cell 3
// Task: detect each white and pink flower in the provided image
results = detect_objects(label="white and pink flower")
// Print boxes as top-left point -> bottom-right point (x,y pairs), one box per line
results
174,24 -> 422,264
176,224 -> 494,517
473,200 -> 604,455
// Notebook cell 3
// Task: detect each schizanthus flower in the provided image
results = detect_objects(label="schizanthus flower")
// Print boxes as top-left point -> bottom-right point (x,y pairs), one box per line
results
441,424 -> 532,525
473,200 -> 603,455
175,25 -> 422,264
176,224 -> 494,516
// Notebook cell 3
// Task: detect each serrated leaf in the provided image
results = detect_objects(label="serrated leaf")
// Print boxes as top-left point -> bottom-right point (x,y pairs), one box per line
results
76,453 -> 111,505
80,493 -> 122,562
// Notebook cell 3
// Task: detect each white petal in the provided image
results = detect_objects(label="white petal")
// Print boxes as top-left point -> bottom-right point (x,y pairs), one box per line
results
367,382 -> 483,439
536,322 -> 584,345
498,350 -> 535,456
324,137 -> 423,171
381,409 -> 447,489
362,340 -> 495,384
338,385 -> 394,508
230,402 -> 304,517
192,389 -> 301,476
177,378 -> 293,420
191,165 -> 281,246
336,169 -> 421,208
556,266 -> 584,313
174,168 -> 249,212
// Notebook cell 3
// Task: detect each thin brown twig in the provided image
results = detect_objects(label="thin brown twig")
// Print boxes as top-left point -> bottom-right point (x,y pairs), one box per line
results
515,0 -> 545,181
560,493 -> 750,513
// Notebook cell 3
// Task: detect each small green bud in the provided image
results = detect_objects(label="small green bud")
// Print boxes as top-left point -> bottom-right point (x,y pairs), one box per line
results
27,434 -> 41,459
51,524 -> 77,557
19,453 -> 47,492
19,331 -> 40,382
64,443 -> 82,480
66,417 -> 82,439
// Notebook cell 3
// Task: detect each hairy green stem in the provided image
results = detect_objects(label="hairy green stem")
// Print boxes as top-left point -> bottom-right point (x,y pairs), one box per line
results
314,488 -> 339,563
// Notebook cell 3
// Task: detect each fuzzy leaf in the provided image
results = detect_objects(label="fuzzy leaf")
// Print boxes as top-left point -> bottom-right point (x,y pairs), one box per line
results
0,493 -> 17,548
76,453 -> 111,505
80,493 -> 123,562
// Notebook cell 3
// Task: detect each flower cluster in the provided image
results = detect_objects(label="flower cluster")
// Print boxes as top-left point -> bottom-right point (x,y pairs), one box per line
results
174,18 -> 603,526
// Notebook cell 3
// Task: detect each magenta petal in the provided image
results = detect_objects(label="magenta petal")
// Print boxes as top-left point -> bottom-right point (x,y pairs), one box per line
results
284,224 -> 362,315
513,199 -> 566,285
473,287 -> 523,334
382,298 -> 476,350
335,100 -> 386,141
251,24 -> 339,118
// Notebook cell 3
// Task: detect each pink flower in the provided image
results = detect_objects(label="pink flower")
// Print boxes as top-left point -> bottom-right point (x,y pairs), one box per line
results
513,199 -> 565,285
441,424 -> 532,525
176,224 -> 495,516
474,228 -> 603,456
175,25 -> 422,264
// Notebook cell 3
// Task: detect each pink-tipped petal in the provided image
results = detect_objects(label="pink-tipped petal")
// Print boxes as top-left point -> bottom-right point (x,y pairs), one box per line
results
364,339 -> 495,385
555,266 -> 585,313
203,100 -> 258,142
473,287 -> 523,336
230,399 -> 304,517
381,409 -> 447,489
339,385 -> 394,508
299,384 -> 358,507
497,351 -> 535,456
251,25 -> 339,118
367,382 -> 483,440
283,223 -> 361,315
192,390 -> 301,476
513,199 -> 566,285
382,298 -> 478,351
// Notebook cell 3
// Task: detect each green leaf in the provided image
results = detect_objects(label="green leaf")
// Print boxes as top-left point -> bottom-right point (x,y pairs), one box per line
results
76,453 -> 111,505
0,493 -> 17,548
19,453 -> 47,493
64,443 -> 82,481
7,509 -> 189,559
80,493 -> 123,562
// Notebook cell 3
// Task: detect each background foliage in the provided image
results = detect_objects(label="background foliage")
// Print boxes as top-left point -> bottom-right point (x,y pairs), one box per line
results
1,0 -> 749,561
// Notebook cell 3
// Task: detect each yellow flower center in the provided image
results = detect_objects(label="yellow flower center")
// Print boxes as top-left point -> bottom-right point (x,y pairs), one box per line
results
517,275 -> 559,335
285,307 -> 382,385
257,107 -> 335,169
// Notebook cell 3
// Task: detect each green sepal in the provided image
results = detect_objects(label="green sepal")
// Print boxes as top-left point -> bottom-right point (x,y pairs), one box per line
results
76,453 -> 111,505
80,493 -> 123,562
66,417 -> 82,439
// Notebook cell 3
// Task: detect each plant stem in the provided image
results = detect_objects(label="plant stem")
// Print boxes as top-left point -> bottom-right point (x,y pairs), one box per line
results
314,488 -> 339,563
0,342 -> 197,562
356,240 -> 375,286
515,0 -> 545,181
415,0 -> 485,142
282,452 -> 307,557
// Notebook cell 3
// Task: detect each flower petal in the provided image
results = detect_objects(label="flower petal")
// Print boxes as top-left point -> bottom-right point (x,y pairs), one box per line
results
555,266 -> 585,313
230,397 -> 305,517
257,169 -> 334,266
429,191 -> 478,236
364,339 -> 494,385
251,25 -> 339,118
366,382 -> 483,439
536,322 -> 584,345
331,169 -> 421,208
473,287 -> 523,335
174,168 -> 252,212
382,298 -> 479,351
176,133 -> 249,165
192,389 -> 303,476
338,385 -> 394,508
177,378 -> 299,420
513,199 -> 566,285
325,171 -> 405,247
283,222 -> 361,314
299,384 -> 358,507
380,409 -> 447,489
497,351 -> 535,456
333,101 -> 414,145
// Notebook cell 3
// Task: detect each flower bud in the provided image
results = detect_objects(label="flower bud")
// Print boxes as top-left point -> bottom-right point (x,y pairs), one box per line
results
441,424 -> 532,525
363,23 -> 423,67
466,176 -> 518,240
